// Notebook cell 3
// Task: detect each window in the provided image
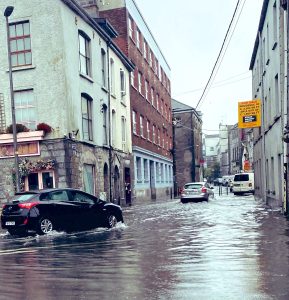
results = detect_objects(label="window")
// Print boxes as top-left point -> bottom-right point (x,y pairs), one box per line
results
156,94 -> 159,111
112,110 -> 116,146
128,17 -> 133,39
70,190 -> 95,204
131,69 -> 135,87
79,31 -> 91,76
110,58 -> 115,95
273,2 -> 277,46
149,51 -> 153,67
81,94 -> 93,141
15,89 -> 36,130
83,164 -> 95,195
136,28 -> 140,49
121,116 -> 126,151
102,104 -> 108,145
101,49 -> 106,87
120,69 -> 126,97
275,74 -> 279,116
143,40 -> 147,59
155,59 -> 159,76
140,115 -> 144,137
145,80 -> 149,99
9,21 -> 32,67
132,111 -> 137,134
49,190 -> 69,201
158,128 -> 161,145
161,99 -> 164,115
153,125 -> 156,143
136,157 -> 142,182
138,72 -> 143,94
144,159 -> 149,182
151,88 -> 155,106
26,171 -> 54,191
147,120 -> 151,141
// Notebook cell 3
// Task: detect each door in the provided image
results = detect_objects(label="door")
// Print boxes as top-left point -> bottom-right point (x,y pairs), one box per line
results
124,168 -> 131,205
150,161 -> 156,199
68,190 -> 102,229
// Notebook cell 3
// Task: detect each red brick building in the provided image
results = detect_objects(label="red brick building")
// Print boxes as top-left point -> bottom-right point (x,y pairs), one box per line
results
77,0 -> 173,202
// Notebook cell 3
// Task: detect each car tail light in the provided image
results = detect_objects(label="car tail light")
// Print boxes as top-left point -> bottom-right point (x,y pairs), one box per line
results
201,187 -> 207,193
18,202 -> 39,209
23,218 -> 29,225
2,204 -> 6,209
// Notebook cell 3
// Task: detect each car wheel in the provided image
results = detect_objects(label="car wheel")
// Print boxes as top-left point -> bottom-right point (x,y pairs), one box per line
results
37,217 -> 53,235
107,214 -> 118,228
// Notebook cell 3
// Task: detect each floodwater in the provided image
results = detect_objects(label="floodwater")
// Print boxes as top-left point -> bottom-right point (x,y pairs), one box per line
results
0,191 -> 289,300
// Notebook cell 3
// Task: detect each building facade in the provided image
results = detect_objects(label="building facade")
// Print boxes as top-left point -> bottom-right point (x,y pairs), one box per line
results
249,0 -> 286,209
172,99 -> 203,192
228,124 -> 242,175
0,0 -> 134,205
90,0 -> 174,202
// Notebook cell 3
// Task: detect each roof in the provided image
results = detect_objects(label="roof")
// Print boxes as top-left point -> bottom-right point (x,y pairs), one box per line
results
172,98 -> 203,122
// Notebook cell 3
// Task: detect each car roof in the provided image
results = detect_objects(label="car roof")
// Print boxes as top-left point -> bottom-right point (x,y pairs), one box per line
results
184,182 -> 206,185
15,188 -> 83,195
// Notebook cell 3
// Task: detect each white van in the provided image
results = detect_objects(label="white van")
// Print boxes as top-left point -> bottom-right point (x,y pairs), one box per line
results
232,172 -> 254,195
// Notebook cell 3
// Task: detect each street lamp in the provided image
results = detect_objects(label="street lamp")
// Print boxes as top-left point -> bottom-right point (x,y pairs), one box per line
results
4,6 -> 20,192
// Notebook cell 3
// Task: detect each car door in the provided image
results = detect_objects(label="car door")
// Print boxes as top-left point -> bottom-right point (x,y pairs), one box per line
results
68,190 -> 102,229
41,190 -> 72,230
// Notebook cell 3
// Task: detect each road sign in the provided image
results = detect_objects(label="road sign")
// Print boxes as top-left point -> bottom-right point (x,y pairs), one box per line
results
238,99 -> 261,128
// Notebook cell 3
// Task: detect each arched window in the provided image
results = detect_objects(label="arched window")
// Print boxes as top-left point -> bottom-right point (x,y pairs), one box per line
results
78,30 -> 91,76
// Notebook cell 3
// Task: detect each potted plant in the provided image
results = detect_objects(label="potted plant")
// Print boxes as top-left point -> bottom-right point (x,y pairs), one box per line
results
36,123 -> 52,135
6,123 -> 30,134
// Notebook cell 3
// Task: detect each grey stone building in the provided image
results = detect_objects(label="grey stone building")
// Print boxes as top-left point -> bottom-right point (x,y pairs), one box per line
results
172,99 -> 203,194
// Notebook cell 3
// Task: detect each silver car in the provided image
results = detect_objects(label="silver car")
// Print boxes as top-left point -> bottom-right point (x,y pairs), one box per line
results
180,182 -> 214,203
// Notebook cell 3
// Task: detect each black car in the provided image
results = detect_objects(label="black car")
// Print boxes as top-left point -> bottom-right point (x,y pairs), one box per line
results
1,188 -> 124,236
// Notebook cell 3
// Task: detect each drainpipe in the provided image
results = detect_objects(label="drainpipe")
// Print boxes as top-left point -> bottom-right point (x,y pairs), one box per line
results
190,110 -> 196,182
284,0 -> 289,214
259,30 -> 267,204
106,40 -> 112,202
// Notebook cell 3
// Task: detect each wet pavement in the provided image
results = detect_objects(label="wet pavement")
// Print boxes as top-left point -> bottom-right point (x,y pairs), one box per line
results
0,190 -> 289,300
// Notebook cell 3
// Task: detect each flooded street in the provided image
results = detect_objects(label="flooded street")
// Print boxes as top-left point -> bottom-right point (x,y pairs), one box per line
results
1,191 -> 289,300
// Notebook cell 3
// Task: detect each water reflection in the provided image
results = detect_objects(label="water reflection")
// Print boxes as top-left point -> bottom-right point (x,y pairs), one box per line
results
0,194 -> 289,299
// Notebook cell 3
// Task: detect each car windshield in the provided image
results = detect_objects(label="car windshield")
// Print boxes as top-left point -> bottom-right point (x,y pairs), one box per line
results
184,184 -> 202,189
234,174 -> 249,181
12,194 -> 38,202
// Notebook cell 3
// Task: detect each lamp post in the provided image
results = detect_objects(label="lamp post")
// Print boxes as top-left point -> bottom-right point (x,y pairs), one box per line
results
4,6 -> 20,193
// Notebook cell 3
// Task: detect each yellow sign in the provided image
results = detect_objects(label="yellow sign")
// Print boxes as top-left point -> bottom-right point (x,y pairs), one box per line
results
238,99 -> 261,128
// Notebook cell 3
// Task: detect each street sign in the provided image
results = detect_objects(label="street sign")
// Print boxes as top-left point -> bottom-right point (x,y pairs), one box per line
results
238,99 -> 261,128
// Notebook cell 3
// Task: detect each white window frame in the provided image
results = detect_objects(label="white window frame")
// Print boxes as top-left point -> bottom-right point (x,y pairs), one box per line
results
15,89 -> 36,130
132,111 -> 137,134
140,115 -> 144,137
138,72 -> 142,94
147,120 -> 150,141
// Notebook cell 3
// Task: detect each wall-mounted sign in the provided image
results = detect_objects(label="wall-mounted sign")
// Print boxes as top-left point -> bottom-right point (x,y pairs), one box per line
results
238,99 -> 261,128
0,142 -> 39,158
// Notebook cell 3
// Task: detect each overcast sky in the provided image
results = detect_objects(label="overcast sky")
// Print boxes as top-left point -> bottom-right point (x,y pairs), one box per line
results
134,0 -> 264,133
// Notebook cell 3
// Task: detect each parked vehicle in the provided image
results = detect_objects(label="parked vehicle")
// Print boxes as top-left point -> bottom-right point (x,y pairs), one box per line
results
232,172 -> 254,195
180,182 -> 214,203
1,188 -> 124,236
